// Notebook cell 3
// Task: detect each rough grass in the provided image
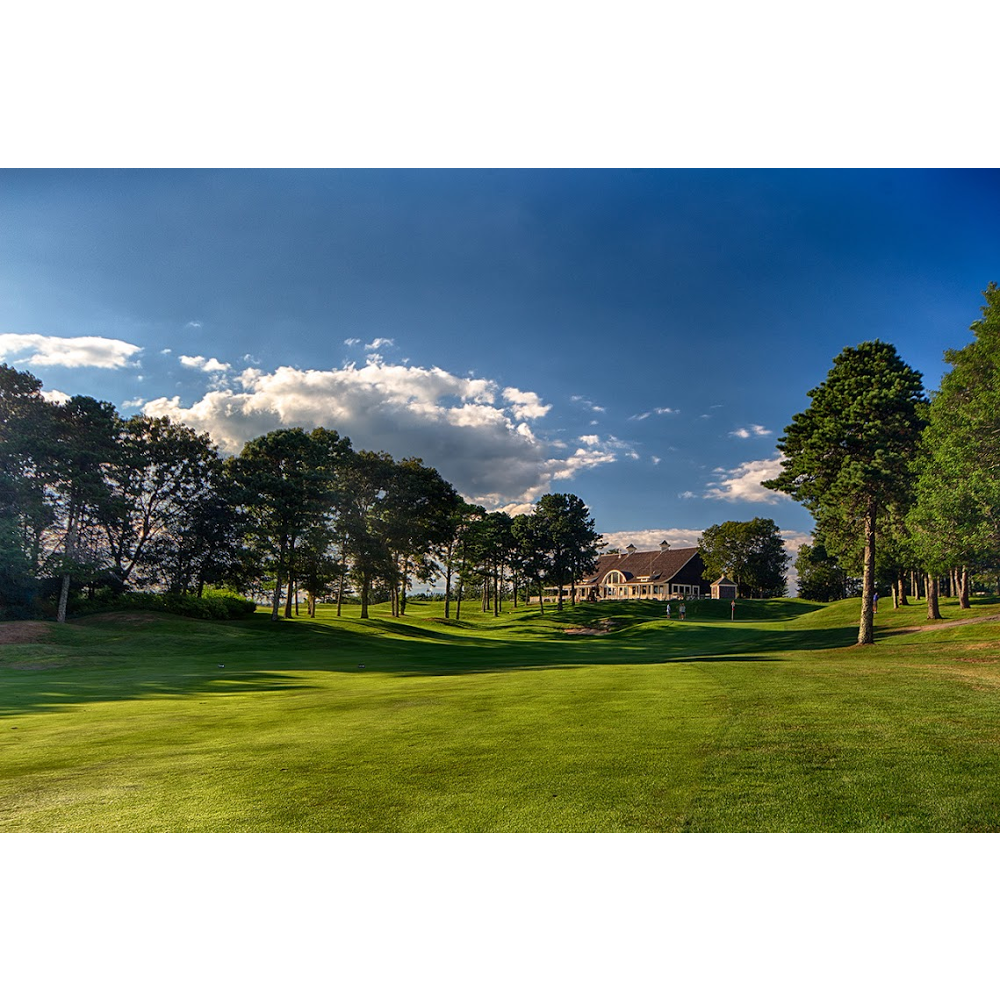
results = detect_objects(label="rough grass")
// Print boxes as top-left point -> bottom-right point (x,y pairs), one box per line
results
2,595 -> 999,831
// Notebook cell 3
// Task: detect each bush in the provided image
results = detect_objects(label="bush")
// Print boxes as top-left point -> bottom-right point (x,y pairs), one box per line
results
73,590 -> 257,621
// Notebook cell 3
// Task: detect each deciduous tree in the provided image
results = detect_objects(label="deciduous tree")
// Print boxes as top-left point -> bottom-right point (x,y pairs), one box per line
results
698,518 -> 788,598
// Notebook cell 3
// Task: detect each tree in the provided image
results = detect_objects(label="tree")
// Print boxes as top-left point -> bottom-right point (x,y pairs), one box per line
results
910,283 -> 1000,612
764,341 -> 927,644
698,518 -> 788,598
511,512 -> 550,612
0,366 -> 51,614
339,449 -> 395,620
531,493 -> 602,612
381,457 -> 462,617
46,396 -> 120,623
234,428 -> 349,621
101,415 -> 220,586
143,457 -> 245,596
794,536 -> 860,602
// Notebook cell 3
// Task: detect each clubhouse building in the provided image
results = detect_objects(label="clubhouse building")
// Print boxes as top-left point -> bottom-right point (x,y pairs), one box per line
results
541,542 -> 711,603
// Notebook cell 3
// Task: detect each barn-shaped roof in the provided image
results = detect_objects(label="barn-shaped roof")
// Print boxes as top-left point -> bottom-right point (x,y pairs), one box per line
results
584,547 -> 703,585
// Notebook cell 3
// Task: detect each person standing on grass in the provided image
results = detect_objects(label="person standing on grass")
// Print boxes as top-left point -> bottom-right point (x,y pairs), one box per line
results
665,602 -> 671,619
873,591 -> 879,614
679,601 -> 686,620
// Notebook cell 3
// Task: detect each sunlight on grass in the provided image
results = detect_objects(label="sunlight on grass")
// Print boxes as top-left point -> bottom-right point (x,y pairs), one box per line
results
2,595 -> 1000,831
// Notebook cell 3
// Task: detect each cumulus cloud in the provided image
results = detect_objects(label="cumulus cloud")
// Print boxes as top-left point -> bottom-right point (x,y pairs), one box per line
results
142,359 -> 615,508
730,424 -> 772,439
704,457 -> 787,503
0,334 -> 141,369
122,397 -> 146,409
502,387 -> 551,421
180,355 -> 231,373
41,389 -> 71,404
364,337 -> 395,351
600,528 -> 705,551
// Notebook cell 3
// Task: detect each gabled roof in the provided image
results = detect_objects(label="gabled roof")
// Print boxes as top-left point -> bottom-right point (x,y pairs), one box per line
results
584,547 -> 703,585
712,576 -> 736,586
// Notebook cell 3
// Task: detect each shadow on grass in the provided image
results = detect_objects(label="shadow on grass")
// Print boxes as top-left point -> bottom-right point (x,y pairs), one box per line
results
0,601 -> 866,716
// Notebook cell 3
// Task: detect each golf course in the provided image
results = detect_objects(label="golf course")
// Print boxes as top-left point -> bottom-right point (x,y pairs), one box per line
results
3,595 -> 999,833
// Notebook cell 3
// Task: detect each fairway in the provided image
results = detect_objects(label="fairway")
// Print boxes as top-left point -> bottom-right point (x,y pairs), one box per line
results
3,597 -> 1000,832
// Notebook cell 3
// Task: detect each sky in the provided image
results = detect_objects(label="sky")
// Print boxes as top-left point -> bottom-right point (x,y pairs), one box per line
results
2,169 -> 999,582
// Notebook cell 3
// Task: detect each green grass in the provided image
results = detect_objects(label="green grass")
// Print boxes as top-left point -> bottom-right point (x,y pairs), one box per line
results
2,595 -> 1000,831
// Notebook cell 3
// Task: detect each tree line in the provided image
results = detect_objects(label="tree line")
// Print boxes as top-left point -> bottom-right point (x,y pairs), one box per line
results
766,282 -> 1000,644
0,366 -> 602,623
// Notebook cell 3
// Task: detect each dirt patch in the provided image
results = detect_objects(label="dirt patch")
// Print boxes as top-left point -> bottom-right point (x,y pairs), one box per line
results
0,621 -> 52,644
885,614 -> 1000,634
564,618 -> 622,636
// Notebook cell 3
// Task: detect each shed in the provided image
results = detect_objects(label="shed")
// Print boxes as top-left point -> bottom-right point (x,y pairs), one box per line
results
711,576 -> 738,601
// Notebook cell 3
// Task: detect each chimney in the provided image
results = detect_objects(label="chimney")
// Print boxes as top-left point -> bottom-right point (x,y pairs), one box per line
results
660,540 -> 670,552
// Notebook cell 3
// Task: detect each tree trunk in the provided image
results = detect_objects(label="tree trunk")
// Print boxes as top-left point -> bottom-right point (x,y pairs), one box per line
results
537,578 -> 545,614
897,572 -> 908,606
926,574 -> 942,620
857,506 -> 876,645
444,546 -> 453,619
891,582 -> 899,610
360,571 -> 370,619
336,535 -> 348,617
270,576 -> 282,621
56,516 -> 80,625
270,535 -> 286,621
959,566 -> 971,610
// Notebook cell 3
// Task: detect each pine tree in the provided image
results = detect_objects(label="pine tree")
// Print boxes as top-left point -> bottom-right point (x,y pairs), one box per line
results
764,341 -> 926,644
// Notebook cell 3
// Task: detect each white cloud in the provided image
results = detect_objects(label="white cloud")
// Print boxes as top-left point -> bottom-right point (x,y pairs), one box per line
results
364,337 -> 395,351
652,456 -> 661,465
41,389 -> 71,404
161,348 -> 172,355
343,338 -> 360,346
579,434 -> 600,446
630,406 -> 678,421
600,528 -> 704,551
572,394 -> 606,414
0,334 -> 141,369
730,424 -> 772,439
142,359 -> 615,508
180,355 -> 231,373
502,387 -> 551,421
704,457 -> 787,503
185,321 -> 203,329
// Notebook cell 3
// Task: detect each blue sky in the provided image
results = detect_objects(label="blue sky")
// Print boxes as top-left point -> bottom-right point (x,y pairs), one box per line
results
2,169 -> 999,570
